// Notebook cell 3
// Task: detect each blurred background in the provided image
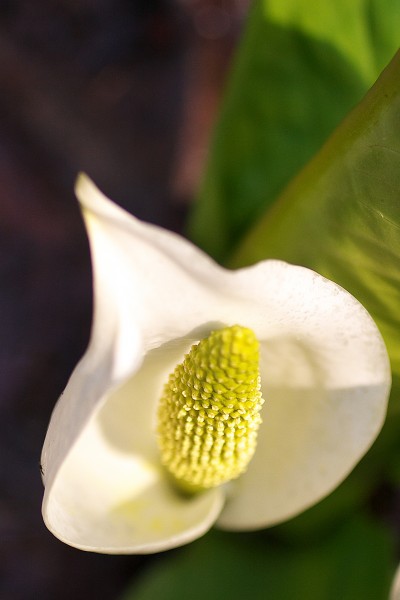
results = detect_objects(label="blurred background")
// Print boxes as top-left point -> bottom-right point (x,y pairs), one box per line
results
0,1 -> 249,598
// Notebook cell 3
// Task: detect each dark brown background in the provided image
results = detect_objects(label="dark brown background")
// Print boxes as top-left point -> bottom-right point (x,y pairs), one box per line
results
0,1 -> 248,598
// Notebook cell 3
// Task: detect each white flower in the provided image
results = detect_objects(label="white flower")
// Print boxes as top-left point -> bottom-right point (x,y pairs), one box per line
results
41,175 -> 391,554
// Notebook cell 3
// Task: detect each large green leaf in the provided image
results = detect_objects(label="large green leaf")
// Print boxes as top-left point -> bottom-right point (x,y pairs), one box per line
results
122,516 -> 394,600
188,0 -> 400,262
231,49 -> 400,396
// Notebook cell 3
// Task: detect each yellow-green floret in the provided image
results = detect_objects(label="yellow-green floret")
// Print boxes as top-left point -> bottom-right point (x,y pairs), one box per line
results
157,325 -> 264,492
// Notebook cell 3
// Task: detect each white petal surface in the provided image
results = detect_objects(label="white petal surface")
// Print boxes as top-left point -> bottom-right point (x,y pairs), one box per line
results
217,263 -> 390,529
41,175 -> 232,551
42,176 -> 390,551
43,332 -> 224,553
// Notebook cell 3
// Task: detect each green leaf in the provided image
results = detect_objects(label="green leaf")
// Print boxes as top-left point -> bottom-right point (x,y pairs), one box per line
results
231,49 -> 400,395
188,0 -> 400,262
121,515 -> 395,600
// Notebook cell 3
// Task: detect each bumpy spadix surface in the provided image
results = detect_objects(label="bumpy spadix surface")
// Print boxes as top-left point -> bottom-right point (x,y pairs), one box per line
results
157,326 -> 264,491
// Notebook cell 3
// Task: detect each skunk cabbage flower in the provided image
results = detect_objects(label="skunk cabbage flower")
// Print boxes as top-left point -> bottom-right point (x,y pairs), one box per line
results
41,175 -> 391,554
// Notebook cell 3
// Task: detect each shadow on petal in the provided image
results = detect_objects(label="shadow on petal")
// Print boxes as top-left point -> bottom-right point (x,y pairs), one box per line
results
97,321 -> 225,455
218,335 -> 389,529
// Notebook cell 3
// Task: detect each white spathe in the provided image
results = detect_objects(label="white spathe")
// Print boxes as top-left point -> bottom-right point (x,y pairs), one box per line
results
41,174 -> 391,554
